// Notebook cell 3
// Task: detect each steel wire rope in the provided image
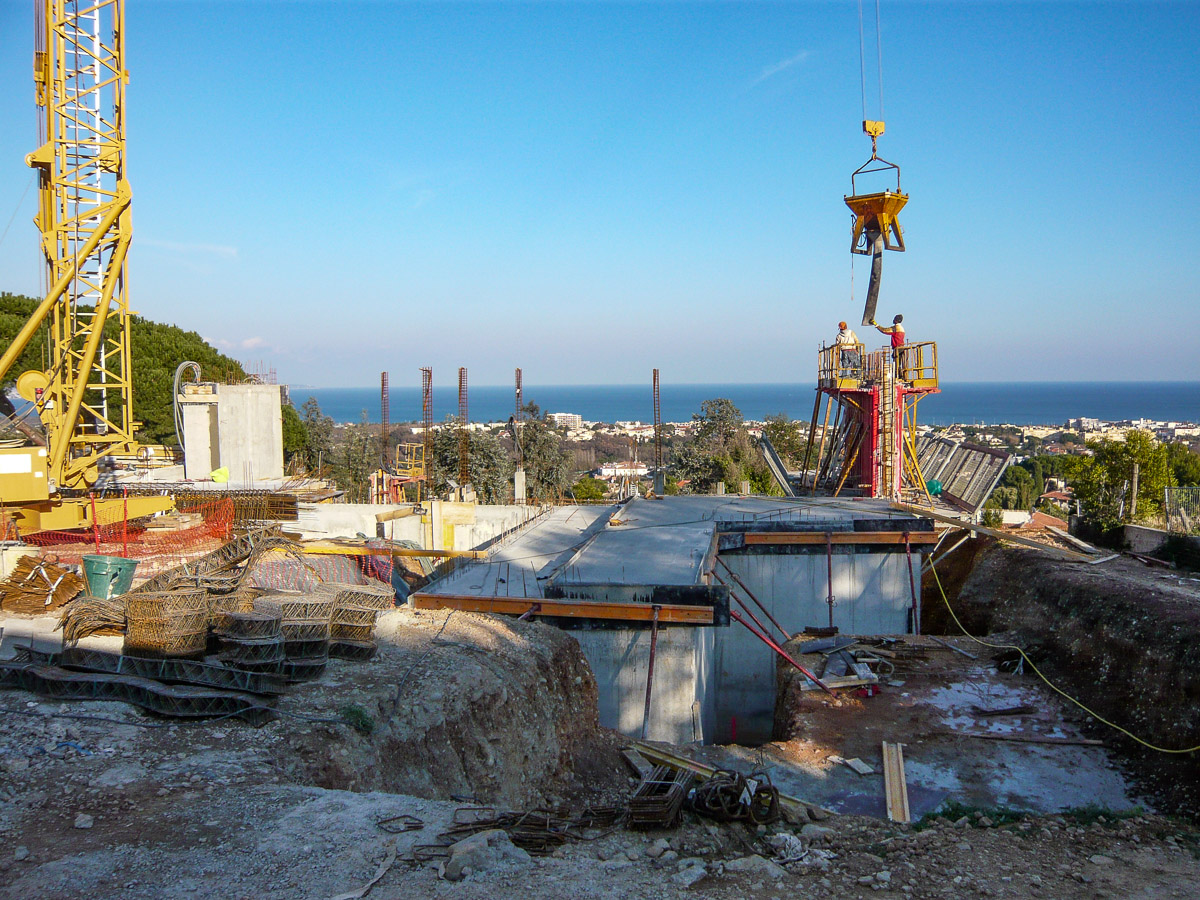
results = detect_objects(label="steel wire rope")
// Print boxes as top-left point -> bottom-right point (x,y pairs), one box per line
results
928,559 -> 1200,755
0,173 -> 35,251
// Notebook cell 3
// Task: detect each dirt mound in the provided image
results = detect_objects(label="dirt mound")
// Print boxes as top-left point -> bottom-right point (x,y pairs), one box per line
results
280,608 -> 626,807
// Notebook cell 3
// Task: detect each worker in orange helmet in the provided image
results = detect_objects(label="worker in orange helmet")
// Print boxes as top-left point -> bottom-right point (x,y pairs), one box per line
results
834,321 -> 861,372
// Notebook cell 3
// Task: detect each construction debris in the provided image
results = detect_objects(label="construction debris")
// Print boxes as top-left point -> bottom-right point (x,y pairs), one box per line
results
629,765 -> 692,829
0,556 -> 84,613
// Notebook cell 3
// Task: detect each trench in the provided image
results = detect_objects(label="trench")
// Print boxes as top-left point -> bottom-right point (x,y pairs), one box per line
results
924,536 -> 1200,819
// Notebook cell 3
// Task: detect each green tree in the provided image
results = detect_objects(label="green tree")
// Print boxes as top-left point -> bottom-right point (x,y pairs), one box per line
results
430,424 -> 513,503
520,418 -> 573,501
670,398 -> 777,495
761,413 -> 807,467
281,403 -> 308,463
0,291 -> 246,445
330,411 -> 378,503
570,476 -> 607,501
1064,430 -> 1173,528
301,397 -> 334,472
1168,442 -> 1200,486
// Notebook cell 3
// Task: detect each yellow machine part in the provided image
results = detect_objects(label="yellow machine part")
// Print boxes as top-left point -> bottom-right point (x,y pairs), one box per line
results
845,190 -> 909,254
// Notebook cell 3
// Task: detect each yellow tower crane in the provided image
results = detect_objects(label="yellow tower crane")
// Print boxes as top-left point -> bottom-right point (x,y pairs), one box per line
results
0,0 -> 171,533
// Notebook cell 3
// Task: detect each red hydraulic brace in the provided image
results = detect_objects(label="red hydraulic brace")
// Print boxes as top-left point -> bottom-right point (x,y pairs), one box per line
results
715,557 -> 790,643
641,605 -> 661,739
731,609 -> 834,696
714,571 -> 778,644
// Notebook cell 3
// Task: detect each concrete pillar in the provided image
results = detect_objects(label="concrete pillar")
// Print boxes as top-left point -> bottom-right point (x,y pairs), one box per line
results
514,467 -> 526,504
653,471 -> 665,495
739,480 -> 751,495
716,482 -> 726,495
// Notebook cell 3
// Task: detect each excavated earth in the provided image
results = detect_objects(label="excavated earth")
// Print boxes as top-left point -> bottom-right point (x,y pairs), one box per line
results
0,600 -> 1197,898
949,541 -> 1200,817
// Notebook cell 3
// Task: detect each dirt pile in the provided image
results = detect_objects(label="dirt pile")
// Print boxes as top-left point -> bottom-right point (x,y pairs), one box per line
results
290,608 -> 624,806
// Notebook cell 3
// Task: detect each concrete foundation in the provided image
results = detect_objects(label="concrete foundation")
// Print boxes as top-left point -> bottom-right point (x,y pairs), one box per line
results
572,625 -> 715,744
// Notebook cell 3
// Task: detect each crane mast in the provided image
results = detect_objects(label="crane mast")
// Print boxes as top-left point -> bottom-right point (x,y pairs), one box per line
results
0,0 -> 169,532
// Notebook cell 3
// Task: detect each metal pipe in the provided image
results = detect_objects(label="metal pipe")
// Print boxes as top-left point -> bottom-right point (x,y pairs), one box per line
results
731,609 -> 834,696
904,532 -> 920,635
715,557 -> 789,642
826,532 -> 836,629
641,605 -> 661,739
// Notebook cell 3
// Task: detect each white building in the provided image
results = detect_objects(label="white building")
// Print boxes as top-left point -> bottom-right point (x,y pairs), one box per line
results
596,462 -> 649,479
548,412 -> 582,428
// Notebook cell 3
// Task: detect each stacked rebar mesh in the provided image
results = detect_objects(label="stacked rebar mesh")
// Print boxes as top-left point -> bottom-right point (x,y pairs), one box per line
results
327,581 -> 393,660
124,589 -> 209,658
264,589 -> 335,681
214,598 -> 286,673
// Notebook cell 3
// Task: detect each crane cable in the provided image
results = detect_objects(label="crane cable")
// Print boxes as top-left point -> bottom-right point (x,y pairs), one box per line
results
928,560 -> 1200,755
857,0 -> 885,123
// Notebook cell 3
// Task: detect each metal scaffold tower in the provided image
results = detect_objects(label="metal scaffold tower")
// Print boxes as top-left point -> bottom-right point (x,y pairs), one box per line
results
804,342 -> 939,502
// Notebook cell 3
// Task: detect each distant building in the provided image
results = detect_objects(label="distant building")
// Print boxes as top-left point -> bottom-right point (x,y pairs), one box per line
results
548,412 -> 582,428
596,462 -> 649,479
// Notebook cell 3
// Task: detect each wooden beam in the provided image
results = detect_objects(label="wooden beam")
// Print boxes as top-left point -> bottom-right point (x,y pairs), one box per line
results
297,542 -> 486,559
410,593 -> 714,624
740,531 -> 939,546
882,741 -> 911,824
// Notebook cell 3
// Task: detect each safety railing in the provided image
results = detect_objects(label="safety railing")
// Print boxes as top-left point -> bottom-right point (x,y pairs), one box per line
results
394,442 -> 426,479
817,342 -> 866,389
896,341 -> 938,390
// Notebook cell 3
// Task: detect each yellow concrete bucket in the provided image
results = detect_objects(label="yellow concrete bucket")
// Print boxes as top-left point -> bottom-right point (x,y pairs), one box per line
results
845,190 -> 909,254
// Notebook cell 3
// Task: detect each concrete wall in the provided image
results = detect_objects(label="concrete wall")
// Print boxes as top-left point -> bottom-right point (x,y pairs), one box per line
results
181,400 -> 219,480
712,548 -> 919,743
216,385 -> 284,481
1124,525 -> 1170,555
572,625 -> 715,744
294,501 -> 540,550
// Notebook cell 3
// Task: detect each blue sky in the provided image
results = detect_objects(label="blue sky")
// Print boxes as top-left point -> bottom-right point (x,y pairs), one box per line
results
0,1 -> 1197,388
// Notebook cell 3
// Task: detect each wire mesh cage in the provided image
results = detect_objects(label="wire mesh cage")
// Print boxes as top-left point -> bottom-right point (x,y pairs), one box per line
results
332,605 -> 380,627
283,638 -> 330,660
281,620 -> 331,642
331,622 -> 375,643
328,581 -> 395,611
330,640 -> 377,661
216,608 -> 283,640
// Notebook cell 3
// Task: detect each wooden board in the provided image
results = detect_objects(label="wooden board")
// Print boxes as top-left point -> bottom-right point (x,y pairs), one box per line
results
882,741 -> 911,824
741,531 -> 939,546
410,593 -> 714,625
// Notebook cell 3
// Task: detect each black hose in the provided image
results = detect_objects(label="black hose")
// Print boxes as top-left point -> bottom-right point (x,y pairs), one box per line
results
861,228 -> 884,326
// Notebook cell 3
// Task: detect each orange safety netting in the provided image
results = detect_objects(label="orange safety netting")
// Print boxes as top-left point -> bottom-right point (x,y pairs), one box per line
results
23,499 -> 237,583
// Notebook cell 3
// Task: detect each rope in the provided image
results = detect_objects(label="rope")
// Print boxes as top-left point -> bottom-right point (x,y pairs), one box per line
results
0,173 -> 35,251
928,561 -> 1200,755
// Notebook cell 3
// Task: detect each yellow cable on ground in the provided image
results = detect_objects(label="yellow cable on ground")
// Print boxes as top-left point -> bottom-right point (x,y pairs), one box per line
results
928,561 -> 1200,755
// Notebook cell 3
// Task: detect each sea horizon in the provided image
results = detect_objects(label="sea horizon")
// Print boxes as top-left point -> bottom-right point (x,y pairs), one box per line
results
289,381 -> 1200,429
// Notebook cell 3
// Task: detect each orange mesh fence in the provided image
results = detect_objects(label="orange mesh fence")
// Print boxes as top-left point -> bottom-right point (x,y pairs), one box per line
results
24,498 -> 236,583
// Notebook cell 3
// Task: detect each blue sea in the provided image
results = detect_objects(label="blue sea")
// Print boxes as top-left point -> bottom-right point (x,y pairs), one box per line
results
290,382 -> 1200,428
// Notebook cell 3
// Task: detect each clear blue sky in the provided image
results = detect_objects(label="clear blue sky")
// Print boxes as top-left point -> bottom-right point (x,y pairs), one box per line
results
1,1 -> 1197,388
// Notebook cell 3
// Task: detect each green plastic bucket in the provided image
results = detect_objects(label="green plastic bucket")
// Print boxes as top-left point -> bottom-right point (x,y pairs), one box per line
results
82,554 -> 138,599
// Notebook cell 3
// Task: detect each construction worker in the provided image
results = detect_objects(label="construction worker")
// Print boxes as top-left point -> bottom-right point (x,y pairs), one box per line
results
835,321 -> 861,371
871,314 -> 906,349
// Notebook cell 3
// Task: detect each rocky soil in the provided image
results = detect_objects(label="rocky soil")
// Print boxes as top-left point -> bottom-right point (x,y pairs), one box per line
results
1,602 -> 1198,898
